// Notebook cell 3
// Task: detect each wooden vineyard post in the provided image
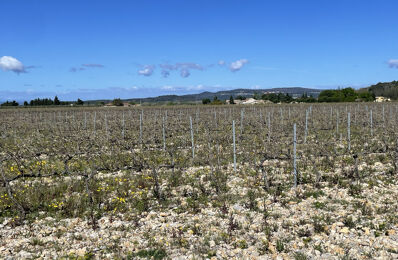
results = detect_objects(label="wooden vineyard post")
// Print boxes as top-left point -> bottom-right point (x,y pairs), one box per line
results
140,112 -> 143,147
190,116 -> 195,159
162,116 -> 166,151
293,123 -> 297,188
93,112 -> 96,135
348,112 -> 351,152
304,109 -> 308,143
122,112 -> 125,139
233,120 -> 237,172
370,109 -> 373,137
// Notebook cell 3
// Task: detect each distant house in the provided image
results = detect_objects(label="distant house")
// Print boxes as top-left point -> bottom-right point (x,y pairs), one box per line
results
226,98 -> 264,105
375,96 -> 391,102
242,98 -> 264,105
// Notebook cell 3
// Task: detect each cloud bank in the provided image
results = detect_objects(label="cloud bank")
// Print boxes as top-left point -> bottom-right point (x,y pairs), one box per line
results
1,56 -> 250,78
0,56 -> 26,74
70,67 -> 86,72
82,63 -> 104,68
158,62 -> 203,78
140,60 -> 248,78
70,63 -> 104,72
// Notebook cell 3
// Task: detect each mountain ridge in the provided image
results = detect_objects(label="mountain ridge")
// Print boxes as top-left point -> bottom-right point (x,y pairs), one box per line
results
95,87 -> 323,104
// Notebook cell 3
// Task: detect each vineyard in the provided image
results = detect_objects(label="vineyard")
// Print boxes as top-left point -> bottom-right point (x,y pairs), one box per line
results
1,103 -> 398,259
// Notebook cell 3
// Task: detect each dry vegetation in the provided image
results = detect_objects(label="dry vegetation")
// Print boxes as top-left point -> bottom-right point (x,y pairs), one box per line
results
0,103 -> 398,259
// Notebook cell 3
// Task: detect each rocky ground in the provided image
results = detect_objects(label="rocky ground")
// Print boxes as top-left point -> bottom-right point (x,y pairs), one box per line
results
1,159 -> 398,259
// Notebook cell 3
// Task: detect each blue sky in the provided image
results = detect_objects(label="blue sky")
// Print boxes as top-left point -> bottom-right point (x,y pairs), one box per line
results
1,0 -> 398,101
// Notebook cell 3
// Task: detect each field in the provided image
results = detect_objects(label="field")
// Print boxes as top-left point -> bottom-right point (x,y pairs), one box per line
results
1,103 -> 398,259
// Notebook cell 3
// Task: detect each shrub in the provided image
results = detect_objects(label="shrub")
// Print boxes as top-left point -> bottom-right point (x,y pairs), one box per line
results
202,98 -> 211,104
112,98 -> 124,106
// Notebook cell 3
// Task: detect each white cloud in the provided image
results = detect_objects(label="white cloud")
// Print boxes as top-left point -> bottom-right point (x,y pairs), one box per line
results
69,67 -> 86,72
161,85 -> 176,91
161,70 -> 170,78
0,56 -> 26,74
160,64 -> 176,70
69,63 -> 104,72
229,59 -> 248,72
159,62 -> 203,78
82,63 -> 104,68
180,69 -> 190,78
135,59 -> 251,77
138,65 -> 155,76
388,59 -> 398,68
175,62 -> 203,71
186,84 -> 205,91
159,84 -> 227,93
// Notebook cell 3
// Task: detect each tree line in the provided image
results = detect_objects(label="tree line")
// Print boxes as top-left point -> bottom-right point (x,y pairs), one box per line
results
1,96 -> 85,107
366,81 -> 398,100
202,87 -> 376,104
0,85 -> 386,108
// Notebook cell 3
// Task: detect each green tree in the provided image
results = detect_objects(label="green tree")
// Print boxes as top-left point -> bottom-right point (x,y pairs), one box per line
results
229,96 -> 235,104
54,96 -> 61,105
358,92 -> 375,102
253,92 -> 261,100
202,98 -> 211,105
29,98 -> 54,106
368,81 -> 398,100
112,98 -> 124,106
318,90 -> 339,102
318,88 -> 360,102
211,96 -> 224,105
1,100 -> 19,107
76,98 -> 84,105
341,88 -> 357,102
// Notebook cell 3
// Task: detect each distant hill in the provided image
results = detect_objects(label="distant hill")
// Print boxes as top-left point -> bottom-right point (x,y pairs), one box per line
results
363,81 -> 398,100
113,87 -> 323,104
